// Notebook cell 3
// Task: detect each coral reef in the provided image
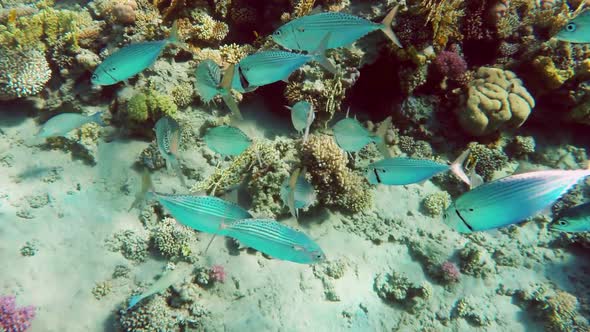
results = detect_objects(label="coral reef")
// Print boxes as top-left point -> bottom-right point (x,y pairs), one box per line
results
515,283 -> 590,332
44,122 -> 102,165
457,67 -> 535,136
151,217 -> 195,259
122,89 -> 178,123
421,191 -> 451,217
454,295 -> 496,327
92,281 -> 112,300
117,295 -> 178,331
19,241 -> 38,257
374,270 -> 431,313
439,261 -> 460,284
458,242 -> 496,278
0,295 -> 35,332
467,142 -> 509,181
105,230 -> 148,263
0,48 -> 51,100
209,265 -> 226,283
302,135 -> 372,213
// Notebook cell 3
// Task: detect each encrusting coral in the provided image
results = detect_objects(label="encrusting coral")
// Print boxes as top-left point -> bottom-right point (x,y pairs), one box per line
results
457,67 -> 535,136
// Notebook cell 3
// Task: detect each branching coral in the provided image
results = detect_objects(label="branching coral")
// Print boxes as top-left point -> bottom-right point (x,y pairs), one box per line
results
457,67 -> 535,136
151,217 -> 196,259
420,0 -> 465,50
302,135 -> 372,213
189,10 -> 229,44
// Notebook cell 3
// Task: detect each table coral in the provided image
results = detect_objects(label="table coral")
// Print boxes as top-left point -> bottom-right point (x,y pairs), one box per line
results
457,67 -> 535,136
302,135 -> 372,213
0,48 -> 51,100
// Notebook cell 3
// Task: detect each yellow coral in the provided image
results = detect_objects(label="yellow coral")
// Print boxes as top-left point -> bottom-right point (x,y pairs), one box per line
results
531,56 -> 573,91
420,0 -> 464,50
293,0 -> 316,18
191,10 -> 229,43
302,135 -> 372,213
457,67 -> 535,136
219,43 -> 254,65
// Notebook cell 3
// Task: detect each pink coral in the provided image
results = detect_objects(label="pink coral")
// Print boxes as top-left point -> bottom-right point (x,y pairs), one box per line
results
209,265 -> 226,283
440,261 -> 461,283
0,295 -> 36,332
433,51 -> 468,82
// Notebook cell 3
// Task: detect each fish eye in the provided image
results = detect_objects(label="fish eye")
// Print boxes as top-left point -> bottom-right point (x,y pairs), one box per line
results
566,23 -> 576,32
91,74 -> 97,80
110,67 -> 116,71
559,220 -> 568,226
469,208 -> 474,212
274,30 -> 281,35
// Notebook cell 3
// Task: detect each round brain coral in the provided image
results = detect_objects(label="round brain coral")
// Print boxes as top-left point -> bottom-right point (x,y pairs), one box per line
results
456,67 -> 535,136
0,48 -> 51,101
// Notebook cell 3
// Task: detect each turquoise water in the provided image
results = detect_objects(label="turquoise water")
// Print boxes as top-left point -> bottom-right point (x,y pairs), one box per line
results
1,1 -> 590,331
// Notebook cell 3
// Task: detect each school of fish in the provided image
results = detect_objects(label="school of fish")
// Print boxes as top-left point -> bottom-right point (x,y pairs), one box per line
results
29,4 -> 590,312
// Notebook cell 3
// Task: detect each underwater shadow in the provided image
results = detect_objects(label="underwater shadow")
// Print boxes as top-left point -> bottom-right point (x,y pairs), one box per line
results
0,100 -> 35,128
101,310 -> 118,332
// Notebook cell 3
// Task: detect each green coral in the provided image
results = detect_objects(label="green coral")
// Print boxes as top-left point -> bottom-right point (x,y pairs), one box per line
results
126,89 -> 178,122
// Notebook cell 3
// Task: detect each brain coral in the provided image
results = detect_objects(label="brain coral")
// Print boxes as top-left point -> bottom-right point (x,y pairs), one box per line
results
456,67 -> 534,136
0,48 -> 51,101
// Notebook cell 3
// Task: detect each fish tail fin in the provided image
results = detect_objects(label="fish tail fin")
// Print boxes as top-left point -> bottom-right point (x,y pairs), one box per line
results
127,295 -> 143,310
380,6 -> 402,48
168,20 -> 181,44
90,111 -> 106,126
171,158 -> 187,187
168,20 -> 190,51
450,148 -> 471,186
375,116 -> 392,158
220,64 -> 243,120
312,32 -> 338,75
128,169 -> 155,212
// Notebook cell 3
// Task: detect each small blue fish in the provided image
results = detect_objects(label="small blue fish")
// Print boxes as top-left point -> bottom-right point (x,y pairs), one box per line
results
194,61 -> 243,119
550,202 -> 590,233
147,192 -> 252,234
91,22 -> 180,85
286,101 -> 314,134
367,149 -> 471,186
219,218 -> 325,264
280,167 -> 316,219
443,166 -> 590,233
194,59 -> 222,103
154,116 -> 185,186
230,49 -> 334,93
38,112 -> 104,138
127,265 -> 188,309
271,6 -> 401,51
204,125 -> 252,157
332,117 -> 381,153
555,10 -> 590,43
